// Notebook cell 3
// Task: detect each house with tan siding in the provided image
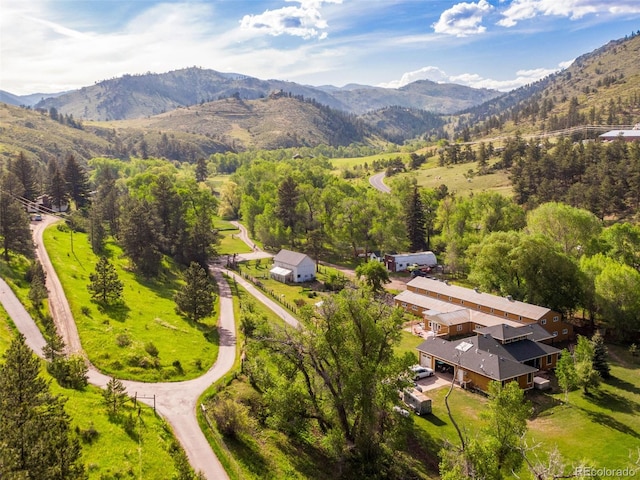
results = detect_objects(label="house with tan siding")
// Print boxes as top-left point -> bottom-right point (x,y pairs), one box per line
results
416,324 -> 561,392
396,277 -> 573,342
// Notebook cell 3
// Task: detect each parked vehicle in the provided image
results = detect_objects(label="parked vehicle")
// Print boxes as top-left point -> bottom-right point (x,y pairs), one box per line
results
33,214 -> 42,221
392,405 -> 410,417
410,364 -> 434,380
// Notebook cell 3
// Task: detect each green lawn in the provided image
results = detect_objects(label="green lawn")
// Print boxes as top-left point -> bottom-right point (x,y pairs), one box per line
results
43,224 -> 219,382
218,229 -> 252,255
330,152 -> 411,170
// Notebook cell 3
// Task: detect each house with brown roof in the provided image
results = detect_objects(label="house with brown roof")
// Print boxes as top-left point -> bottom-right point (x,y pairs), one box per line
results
416,324 -> 561,392
395,277 -> 573,341
270,249 -> 316,283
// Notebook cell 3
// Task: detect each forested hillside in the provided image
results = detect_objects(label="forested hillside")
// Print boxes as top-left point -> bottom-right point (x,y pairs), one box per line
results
454,32 -> 640,140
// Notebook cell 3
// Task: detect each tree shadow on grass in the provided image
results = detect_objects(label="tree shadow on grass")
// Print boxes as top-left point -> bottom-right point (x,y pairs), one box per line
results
606,375 -> 640,397
585,388 -> 640,414
225,436 -> 270,477
273,435 -> 335,479
578,406 -> 640,439
98,302 -> 131,322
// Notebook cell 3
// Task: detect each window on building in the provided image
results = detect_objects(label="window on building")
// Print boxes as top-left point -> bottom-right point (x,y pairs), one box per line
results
504,312 -> 509,317
448,296 -> 452,301
552,331 -> 558,337
457,325 -> 463,332
412,305 -> 418,311
553,316 -> 559,322
562,328 -> 568,335
490,308 -> 494,313
541,319 -> 547,325
527,373 -> 533,383
401,302 -> 407,307
518,315 -> 523,321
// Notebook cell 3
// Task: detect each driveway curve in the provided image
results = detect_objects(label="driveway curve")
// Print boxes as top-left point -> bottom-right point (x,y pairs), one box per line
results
11,215 -> 235,480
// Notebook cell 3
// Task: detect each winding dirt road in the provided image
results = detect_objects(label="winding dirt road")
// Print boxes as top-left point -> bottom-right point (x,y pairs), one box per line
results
14,215 -> 235,480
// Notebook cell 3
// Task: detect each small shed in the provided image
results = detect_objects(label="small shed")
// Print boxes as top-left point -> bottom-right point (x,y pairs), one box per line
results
403,388 -> 432,415
271,249 -> 316,283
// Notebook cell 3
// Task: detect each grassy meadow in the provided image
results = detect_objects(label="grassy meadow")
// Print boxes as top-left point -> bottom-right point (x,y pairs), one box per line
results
43,223 -> 219,382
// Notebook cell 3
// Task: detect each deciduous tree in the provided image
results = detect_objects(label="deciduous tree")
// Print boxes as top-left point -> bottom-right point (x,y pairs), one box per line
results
355,260 -> 390,293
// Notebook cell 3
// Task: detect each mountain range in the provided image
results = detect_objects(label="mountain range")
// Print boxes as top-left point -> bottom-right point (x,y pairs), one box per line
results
2,68 -> 500,120
1,33 -> 639,163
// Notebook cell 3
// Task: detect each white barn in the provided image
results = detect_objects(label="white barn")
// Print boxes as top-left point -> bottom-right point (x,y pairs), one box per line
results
270,249 -> 316,283
384,252 -> 437,272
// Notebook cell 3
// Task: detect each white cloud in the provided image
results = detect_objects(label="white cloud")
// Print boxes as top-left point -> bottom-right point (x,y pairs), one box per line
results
0,1 -> 347,95
379,61 -> 570,91
240,0 -> 342,40
498,0 -> 640,27
432,0 -> 493,37
378,67 -> 449,88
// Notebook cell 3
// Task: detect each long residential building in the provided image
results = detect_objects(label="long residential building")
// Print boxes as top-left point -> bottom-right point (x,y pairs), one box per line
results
395,277 -> 573,342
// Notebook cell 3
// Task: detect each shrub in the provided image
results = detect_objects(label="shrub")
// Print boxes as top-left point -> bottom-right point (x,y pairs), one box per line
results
144,342 -> 159,358
77,423 -> 100,444
209,396 -> 255,439
172,360 -> 183,374
116,334 -> 131,347
81,305 -> 91,316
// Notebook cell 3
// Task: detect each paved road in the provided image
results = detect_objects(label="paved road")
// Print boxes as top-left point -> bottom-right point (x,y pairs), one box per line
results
10,216 -> 235,480
229,221 -> 273,262
369,171 -> 391,193
222,268 -> 299,329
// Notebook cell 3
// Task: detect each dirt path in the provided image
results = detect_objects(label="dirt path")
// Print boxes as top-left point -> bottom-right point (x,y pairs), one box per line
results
14,216 -> 235,480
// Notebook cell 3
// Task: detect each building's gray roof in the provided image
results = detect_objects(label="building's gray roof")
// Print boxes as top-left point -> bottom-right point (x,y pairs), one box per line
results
273,249 -> 312,267
407,277 -> 552,320
475,323 -> 552,343
475,334 -> 560,363
417,336 -> 537,381
395,290 -> 524,328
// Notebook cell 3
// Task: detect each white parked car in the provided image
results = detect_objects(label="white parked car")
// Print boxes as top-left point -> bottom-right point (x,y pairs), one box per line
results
410,365 -> 434,380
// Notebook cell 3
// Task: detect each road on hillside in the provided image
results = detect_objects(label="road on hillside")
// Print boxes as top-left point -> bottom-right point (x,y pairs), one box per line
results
10,215 -> 235,480
369,171 -> 391,193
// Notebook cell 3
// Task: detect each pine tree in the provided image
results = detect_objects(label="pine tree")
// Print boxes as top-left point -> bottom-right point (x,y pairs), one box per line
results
64,154 -> 90,209
0,334 -> 85,479
0,189 -> 34,261
87,256 -> 123,305
591,331 -> 611,379
174,262 -> 216,322
405,183 -> 427,252
11,152 -> 38,201
48,165 -> 68,211
103,377 -> 129,417
195,157 -> 208,182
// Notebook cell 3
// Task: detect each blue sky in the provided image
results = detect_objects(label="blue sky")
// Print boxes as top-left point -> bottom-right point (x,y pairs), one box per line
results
1,0 -> 639,95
